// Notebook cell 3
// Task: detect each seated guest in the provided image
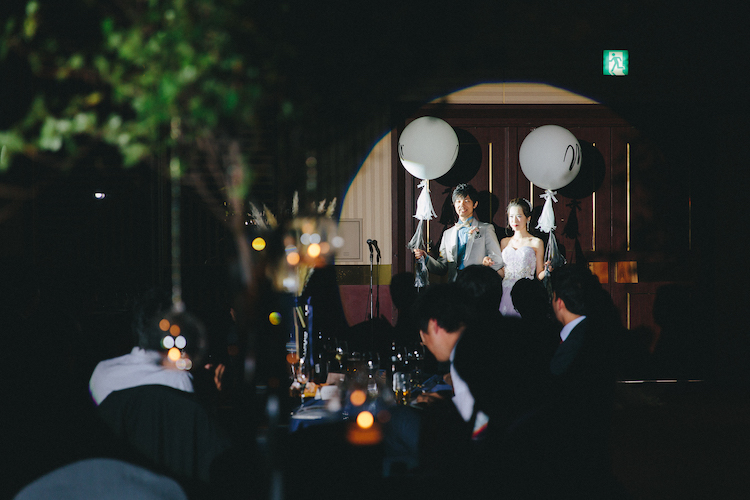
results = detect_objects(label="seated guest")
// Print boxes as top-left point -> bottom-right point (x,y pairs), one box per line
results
547,264 -> 624,498
510,277 -> 560,376
89,288 -> 200,405
455,264 -> 504,313
89,288 -> 243,497
410,283 -> 475,496
415,281 -> 564,498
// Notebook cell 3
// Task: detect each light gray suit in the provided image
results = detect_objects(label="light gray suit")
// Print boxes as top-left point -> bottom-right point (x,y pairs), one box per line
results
424,219 -> 504,282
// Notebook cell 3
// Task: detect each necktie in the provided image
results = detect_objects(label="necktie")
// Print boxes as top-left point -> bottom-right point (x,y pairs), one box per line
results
456,221 -> 472,269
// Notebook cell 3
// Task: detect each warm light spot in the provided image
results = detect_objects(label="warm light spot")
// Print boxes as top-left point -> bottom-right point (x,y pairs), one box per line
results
286,352 -> 300,364
174,335 -> 186,349
356,411 -> 374,429
168,347 -> 181,361
159,319 -> 170,331
162,336 -> 175,349
319,242 -> 330,255
302,222 -> 315,234
286,252 -> 300,265
349,389 -> 367,407
307,243 -> 321,258
169,324 -> 181,336
252,237 -> 266,251
268,312 -> 282,325
346,422 -> 383,446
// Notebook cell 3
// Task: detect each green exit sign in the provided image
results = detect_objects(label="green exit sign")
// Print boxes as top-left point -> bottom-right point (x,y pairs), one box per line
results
603,50 -> 629,76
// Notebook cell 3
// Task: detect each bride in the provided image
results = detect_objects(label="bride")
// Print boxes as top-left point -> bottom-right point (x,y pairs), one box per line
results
494,198 -> 549,317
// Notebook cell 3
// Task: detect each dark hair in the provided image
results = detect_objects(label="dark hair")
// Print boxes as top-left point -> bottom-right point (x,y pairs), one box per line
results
452,183 -> 478,204
132,288 -> 173,350
550,264 -> 596,316
510,278 -> 551,319
413,282 -> 473,334
390,272 -> 418,310
132,288 -> 206,358
506,198 -> 532,218
456,265 -> 503,312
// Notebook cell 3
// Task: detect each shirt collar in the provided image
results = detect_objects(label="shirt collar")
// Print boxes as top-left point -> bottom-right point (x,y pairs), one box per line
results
560,315 -> 586,342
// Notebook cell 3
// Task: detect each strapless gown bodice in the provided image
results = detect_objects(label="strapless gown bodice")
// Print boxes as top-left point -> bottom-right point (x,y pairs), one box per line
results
499,245 -> 537,317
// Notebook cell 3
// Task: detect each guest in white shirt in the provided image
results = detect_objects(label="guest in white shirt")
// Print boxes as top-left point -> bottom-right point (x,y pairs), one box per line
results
89,288 -> 202,406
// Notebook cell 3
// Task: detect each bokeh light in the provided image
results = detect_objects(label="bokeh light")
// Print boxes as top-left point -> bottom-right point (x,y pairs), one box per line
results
176,358 -> 192,371
269,311 -> 282,325
307,243 -> 321,258
169,324 -> 181,336
309,233 -> 321,244
168,347 -> 181,361
286,252 -> 300,265
174,335 -> 186,349
252,237 -> 266,251
332,236 -> 344,248
286,352 -> 300,364
349,389 -> 367,407
356,411 -> 374,429
162,336 -> 175,349
159,319 -> 170,331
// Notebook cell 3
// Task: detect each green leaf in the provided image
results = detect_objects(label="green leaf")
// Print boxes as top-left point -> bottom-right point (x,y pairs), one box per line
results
121,143 -> 149,166
39,117 -> 64,151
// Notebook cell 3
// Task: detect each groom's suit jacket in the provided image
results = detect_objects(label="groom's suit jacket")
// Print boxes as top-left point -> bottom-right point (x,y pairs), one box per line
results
424,219 -> 504,282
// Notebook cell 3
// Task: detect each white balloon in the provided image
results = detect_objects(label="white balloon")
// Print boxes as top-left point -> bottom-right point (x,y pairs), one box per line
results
519,125 -> 582,190
398,116 -> 459,180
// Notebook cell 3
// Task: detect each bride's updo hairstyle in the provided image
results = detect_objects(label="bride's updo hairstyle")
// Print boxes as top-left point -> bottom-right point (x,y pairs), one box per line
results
506,198 -> 532,230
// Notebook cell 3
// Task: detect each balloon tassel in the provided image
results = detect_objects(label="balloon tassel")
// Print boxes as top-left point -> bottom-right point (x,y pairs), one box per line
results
414,179 -> 437,221
536,189 -> 558,233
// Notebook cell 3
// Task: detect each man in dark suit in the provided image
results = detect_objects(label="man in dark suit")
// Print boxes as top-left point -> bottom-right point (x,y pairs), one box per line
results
548,264 -> 623,498
413,279 -> 550,498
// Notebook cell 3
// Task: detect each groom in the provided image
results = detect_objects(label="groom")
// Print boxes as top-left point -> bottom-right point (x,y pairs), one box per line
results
413,183 -> 504,282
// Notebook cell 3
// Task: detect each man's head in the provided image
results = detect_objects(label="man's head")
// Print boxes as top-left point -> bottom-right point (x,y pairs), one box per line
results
511,277 -> 550,319
550,264 -> 594,324
451,183 -> 479,221
456,264 -> 503,312
414,282 -> 472,361
132,288 -> 205,359
132,288 -> 173,351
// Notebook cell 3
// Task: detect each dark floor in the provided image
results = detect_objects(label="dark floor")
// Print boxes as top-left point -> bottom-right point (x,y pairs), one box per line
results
610,382 -> 750,500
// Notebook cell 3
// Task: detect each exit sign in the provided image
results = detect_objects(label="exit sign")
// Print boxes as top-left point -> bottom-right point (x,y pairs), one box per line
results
603,50 -> 629,76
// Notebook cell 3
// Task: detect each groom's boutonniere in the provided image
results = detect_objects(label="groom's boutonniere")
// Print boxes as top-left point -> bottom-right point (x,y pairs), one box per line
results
469,226 -> 481,238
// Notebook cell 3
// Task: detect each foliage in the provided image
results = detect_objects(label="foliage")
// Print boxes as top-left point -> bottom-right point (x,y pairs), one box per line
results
0,0 -> 294,174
